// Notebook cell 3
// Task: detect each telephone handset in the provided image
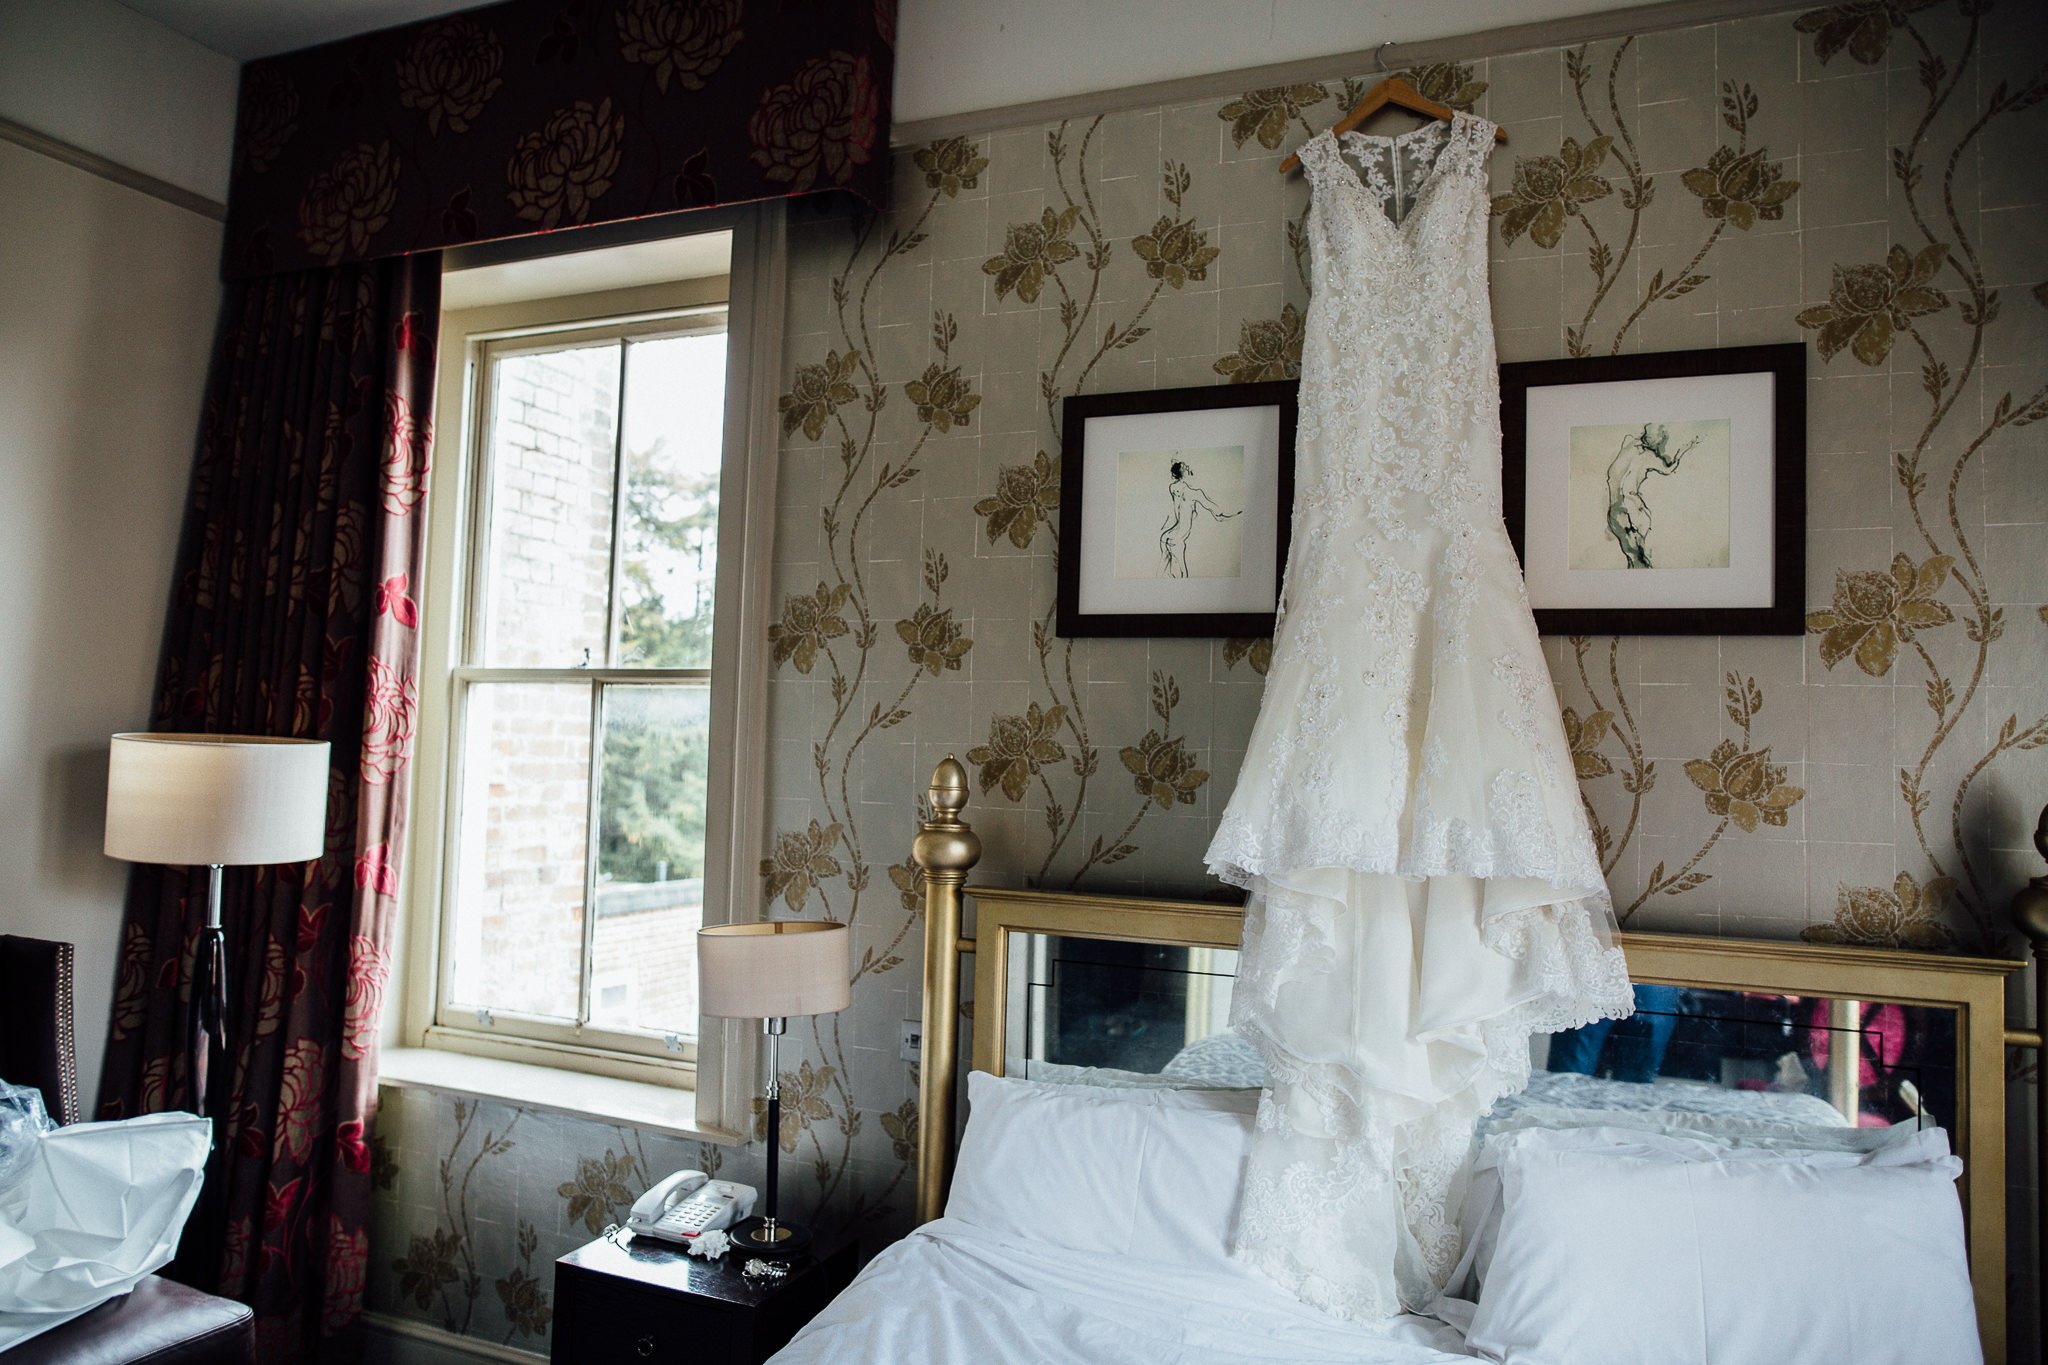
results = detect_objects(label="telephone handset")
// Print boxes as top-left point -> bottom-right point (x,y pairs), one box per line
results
625,1170 -> 758,1244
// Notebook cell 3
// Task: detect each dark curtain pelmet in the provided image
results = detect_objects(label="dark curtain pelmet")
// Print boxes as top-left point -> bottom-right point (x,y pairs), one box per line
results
99,254 -> 440,1362
224,0 -> 897,278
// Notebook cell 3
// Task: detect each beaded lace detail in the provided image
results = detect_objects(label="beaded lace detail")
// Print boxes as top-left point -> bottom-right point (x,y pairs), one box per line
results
1203,114 -> 1632,1323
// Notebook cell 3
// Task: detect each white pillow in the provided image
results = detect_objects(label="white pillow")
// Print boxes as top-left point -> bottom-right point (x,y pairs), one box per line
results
1446,1106 -> 1927,1302
1464,1125 -> 1981,1365
946,1070 -> 1255,1274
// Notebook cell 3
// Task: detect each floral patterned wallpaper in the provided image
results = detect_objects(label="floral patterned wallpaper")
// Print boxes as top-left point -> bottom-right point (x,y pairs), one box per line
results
369,1 -> 2047,1352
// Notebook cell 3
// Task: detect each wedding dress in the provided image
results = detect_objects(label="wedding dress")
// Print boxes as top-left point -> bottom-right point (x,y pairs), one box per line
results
1204,113 -> 1633,1323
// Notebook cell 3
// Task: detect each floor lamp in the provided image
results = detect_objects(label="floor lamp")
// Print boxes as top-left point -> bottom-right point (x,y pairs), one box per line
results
698,920 -> 852,1257
104,734 -> 330,1117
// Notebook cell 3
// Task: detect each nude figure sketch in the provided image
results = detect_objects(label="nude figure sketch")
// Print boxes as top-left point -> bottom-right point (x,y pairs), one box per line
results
1158,459 -> 1242,577
1603,422 -> 1703,569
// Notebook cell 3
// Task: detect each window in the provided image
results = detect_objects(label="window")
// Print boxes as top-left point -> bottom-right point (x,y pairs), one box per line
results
446,315 -> 722,1049
404,209 -> 782,1112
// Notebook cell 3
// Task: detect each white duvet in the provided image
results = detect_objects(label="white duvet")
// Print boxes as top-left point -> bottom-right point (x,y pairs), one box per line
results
770,1217 -> 1475,1364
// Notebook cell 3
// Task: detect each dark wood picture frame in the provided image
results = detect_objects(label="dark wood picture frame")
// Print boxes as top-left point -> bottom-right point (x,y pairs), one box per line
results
1500,343 -> 1806,636
1056,381 -> 1298,638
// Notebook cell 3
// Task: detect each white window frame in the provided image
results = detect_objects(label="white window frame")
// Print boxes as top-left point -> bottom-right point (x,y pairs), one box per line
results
395,205 -> 783,1140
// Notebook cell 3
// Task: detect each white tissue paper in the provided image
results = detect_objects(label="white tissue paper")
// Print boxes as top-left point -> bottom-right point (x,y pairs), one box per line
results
0,1111 -> 212,1350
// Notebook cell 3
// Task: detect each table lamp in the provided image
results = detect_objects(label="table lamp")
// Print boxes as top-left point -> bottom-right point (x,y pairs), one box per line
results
104,734 -> 330,1116
697,920 -> 851,1256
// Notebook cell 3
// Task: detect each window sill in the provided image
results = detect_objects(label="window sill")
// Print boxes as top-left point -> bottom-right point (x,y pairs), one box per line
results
378,1047 -> 743,1143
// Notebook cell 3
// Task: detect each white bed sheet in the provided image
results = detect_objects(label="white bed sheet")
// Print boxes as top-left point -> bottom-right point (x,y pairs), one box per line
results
769,1217 -> 1475,1364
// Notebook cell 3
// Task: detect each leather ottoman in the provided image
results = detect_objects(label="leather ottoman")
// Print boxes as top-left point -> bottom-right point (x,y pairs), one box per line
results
3,1276 -> 253,1364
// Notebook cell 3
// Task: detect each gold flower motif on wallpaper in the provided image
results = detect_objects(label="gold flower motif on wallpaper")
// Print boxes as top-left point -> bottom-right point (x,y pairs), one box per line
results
614,0 -> 743,94
753,1061 -> 836,1152
1218,83 -> 1330,150
1807,553 -> 1955,676
968,703 -> 1069,802
1561,706 -> 1615,780
779,350 -> 860,442
984,206 -> 1082,304
913,137 -> 989,196
1797,244 -> 1949,367
1214,304 -> 1304,383
896,603 -> 971,675
494,1265 -> 551,1338
1120,731 -> 1209,809
394,14 -> 505,135
557,1149 -> 637,1236
975,452 -> 1060,549
1134,214 -> 1220,288
880,1099 -> 918,1163
1685,739 -> 1804,833
392,1228 -> 461,1311
761,819 -> 844,912
1794,0 -> 1935,67
493,1224 -> 552,1339
506,98 -> 625,229
297,141 -> 400,265
769,581 -> 852,674
1133,162 -> 1217,289
1397,63 -> 1490,113
1222,637 -> 1272,675
1681,145 -> 1798,230
904,363 -> 980,432
1803,872 -> 1958,950
887,860 -> 922,916
1491,135 -> 1613,250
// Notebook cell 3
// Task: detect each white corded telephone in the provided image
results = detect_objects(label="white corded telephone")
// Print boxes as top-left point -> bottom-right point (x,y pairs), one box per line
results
624,1171 -> 758,1244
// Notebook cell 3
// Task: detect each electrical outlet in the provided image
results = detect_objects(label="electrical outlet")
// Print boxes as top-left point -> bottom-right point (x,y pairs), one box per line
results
899,1020 -> 922,1062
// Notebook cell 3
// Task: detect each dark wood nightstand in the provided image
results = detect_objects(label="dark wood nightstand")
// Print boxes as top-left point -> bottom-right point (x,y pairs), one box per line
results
551,1231 -> 856,1365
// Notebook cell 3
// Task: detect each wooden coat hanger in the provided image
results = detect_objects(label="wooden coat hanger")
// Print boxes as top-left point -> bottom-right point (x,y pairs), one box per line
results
1279,50 -> 1506,175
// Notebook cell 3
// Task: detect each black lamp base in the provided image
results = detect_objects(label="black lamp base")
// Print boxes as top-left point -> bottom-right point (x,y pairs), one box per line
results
728,1216 -> 809,1258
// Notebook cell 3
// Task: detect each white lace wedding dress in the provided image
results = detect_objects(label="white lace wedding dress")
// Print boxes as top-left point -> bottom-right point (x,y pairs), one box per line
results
1204,113 -> 1634,1323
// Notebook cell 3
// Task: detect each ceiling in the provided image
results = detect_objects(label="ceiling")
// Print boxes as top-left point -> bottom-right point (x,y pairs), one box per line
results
118,0 -> 477,59
117,0 -> 1661,124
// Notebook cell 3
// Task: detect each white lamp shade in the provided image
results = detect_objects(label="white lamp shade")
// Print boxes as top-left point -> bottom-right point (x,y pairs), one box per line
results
698,921 -> 852,1020
105,733 -> 331,866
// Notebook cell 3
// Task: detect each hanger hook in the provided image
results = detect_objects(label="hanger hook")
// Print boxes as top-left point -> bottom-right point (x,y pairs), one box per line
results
1375,40 -> 1392,74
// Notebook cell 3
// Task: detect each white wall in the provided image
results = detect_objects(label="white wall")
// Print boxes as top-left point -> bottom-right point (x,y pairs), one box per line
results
0,0 -> 239,202
0,140 -> 222,1106
891,0 -> 1639,123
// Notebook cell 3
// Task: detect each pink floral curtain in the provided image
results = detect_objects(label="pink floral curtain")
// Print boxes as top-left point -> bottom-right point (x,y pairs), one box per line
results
223,0 -> 896,278
99,254 -> 439,1361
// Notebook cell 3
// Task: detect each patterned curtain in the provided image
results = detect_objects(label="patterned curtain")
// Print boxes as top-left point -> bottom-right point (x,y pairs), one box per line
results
224,0 -> 895,278
98,254 -> 439,1362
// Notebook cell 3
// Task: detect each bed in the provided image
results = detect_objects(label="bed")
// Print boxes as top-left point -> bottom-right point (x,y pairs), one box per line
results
769,759 -> 2037,1365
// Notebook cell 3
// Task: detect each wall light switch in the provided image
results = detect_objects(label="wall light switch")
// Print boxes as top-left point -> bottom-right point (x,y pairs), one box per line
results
900,1020 -> 922,1062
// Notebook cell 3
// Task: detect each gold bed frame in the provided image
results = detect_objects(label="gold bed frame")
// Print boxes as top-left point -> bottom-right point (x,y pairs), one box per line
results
907,758 -> 2042,1363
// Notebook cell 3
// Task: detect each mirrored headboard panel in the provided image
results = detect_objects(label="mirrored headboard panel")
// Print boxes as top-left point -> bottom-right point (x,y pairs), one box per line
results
1004,934 -> 1239,1080
1001,929 -> 1957,1132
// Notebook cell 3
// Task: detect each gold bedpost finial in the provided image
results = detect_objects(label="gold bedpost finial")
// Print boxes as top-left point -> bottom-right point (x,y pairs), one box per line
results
913,756 -> 980,1225
928,754 -> 969,822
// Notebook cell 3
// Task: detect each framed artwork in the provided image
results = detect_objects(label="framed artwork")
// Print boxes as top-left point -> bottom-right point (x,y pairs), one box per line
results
1056,381 -> 1297,638
1500,343 -> 1806,636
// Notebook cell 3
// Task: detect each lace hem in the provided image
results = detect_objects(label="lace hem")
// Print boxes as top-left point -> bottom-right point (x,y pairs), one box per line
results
1228,881 -> 1632,1323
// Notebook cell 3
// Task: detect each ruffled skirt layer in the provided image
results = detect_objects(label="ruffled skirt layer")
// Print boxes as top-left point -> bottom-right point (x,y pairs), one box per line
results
1226,867 -> 1631,1322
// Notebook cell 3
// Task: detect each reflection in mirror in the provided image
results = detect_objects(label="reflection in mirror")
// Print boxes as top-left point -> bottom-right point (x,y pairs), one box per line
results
1537,985 -> 1954,1131
1005,933 -> 1241,1082
1005,932 -> 1958,1136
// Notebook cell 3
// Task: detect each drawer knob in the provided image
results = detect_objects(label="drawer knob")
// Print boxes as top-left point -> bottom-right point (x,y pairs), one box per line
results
636,1334 -> 655,1358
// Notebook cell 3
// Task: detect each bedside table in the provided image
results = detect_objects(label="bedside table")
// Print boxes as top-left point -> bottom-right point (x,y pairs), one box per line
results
551,1232 -> 856,1365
